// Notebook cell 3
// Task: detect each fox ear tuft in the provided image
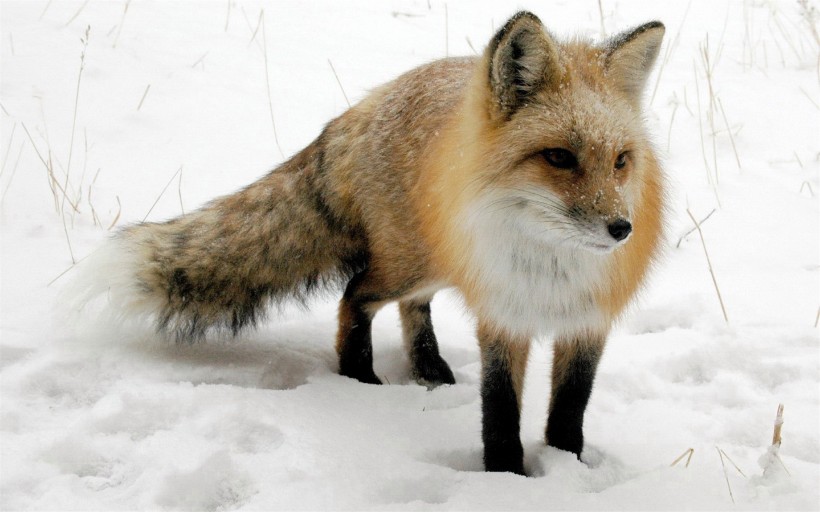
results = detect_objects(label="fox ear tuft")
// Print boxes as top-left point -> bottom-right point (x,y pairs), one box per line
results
602,21 -> 665,101
488,11 -> 559,118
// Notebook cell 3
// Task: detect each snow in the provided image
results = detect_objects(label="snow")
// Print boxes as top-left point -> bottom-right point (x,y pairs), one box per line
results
1,0 -> 818,510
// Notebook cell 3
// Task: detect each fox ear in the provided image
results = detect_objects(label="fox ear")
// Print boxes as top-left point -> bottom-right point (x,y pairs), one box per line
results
487,11 -> 560,118
602,21 -> 665,100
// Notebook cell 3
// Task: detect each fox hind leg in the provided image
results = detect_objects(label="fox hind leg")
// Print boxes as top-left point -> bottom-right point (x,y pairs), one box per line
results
545,334 -> 605,458
336,270 -> 386,385
399,298 -> 455,388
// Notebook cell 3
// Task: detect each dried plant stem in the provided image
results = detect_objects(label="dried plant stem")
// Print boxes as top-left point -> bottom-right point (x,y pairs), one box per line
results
1,142 -> 25,204
670,448 -> 694,468
112,0 -> 131,48
328,59 -> 351,108
61,210 -> 76,263
444,3 -> 449,57
142,165 -> 182,222
767,404 -> 792,476
224,0 -> 232,32
686,208 -> 729,323
666,101 -> 678,152
47,252 -> 93,287
65,0 -> 89,26
465,36 -> 477,55
261,11 -> 285,160
799,87 -> 820,110
64,26 -> 90,218
22,123 -> 79,213
108,196 -> 122,230
245,8 -> 263,49
718,448 -> 746,478
191,52 -> 208,69
717,98 -> 741,171
596,0 -> 606,37
39,0 -> 53,20
677,208 -> 715,248
177,166 -> 185,215
814,307 -> 819,327
772,404 -> 784,446
137,84 -> 151,111
716,447 -> 735,504
88,168 -> 102,227
0,122 -> 17,178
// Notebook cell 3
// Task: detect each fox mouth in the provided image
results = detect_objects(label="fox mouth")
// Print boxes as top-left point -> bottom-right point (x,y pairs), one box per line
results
580,240 -> 618,253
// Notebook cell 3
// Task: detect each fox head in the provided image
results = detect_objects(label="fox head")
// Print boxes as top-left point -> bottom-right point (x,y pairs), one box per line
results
465,12 -> 665,254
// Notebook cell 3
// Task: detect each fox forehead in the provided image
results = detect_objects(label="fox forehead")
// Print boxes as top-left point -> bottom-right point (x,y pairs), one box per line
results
503,44 -> 645,158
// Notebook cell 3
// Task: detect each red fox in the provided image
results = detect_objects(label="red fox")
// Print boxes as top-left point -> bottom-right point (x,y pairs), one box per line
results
75,12 -> 665,475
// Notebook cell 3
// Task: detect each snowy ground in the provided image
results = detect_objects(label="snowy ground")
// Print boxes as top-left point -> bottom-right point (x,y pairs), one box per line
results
1,0 -> 818,510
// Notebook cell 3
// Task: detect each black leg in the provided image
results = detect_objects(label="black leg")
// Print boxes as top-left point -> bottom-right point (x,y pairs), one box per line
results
479,326 -> 530,475
336,272 -> 382,385
545,336 -> 605,458
399,299 -> 455,387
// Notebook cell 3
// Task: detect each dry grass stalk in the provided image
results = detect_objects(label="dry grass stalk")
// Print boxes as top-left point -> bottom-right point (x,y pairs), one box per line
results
224,0 -> 232,32
327,59 -> 351,108
686,208 -> 729,323
0,122 -> 17,177
716,447 -> 736,504
39,0 -> 53,20
717,98 -> 741,171
444,3 -> 449,57
108,196 -> 122,230
191,52 -> 208,69
177,166 -> 184,215
699,37 -> 719,186
767,404 -> 791,476
596,0 -> 605,38
772,404 -> 784,446
814,307 -> 819,327
676,208 -> 715,248
670,448 -> 694,468
799,87 -> 820,110
798,0 -> 820,48
112,0 -> 131,48
137,84 -> 151,111
261,11 -> 285,160
64,26 -> 90,218
143,165 -> 183,222
65,0 -> 89,26
22,123 -> 77,213
666,100 -> 678,153
718,448 -> 747,478
793,151 -> 804,168
799,181 -> 814,197
1,142 -> 25,204
465,36 -> 477,55
245,8 -> 263,49
88,168 -> 102,227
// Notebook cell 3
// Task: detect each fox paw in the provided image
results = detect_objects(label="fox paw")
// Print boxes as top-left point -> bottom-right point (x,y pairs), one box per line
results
412,354 -> 455,388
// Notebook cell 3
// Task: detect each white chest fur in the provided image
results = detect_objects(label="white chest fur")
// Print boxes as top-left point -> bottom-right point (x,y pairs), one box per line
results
461,198 -> 611,338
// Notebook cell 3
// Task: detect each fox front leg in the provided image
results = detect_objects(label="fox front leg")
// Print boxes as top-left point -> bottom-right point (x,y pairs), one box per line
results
545,334 -> 605,457
478,325 -> 531,475
399,298 -> 455,387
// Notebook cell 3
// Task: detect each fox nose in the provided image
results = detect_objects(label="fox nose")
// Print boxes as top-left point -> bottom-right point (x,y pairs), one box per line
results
607,219 -> 632,242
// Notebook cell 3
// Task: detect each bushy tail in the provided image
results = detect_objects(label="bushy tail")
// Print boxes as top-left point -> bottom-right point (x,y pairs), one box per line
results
70,141 -> 366,340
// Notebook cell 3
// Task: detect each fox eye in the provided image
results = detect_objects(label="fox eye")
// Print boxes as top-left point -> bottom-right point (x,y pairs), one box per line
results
614,152 -> 628,170
542,148 -> 577,170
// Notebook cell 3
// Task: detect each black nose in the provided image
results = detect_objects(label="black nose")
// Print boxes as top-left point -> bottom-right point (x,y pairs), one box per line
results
607,219 -> 632,242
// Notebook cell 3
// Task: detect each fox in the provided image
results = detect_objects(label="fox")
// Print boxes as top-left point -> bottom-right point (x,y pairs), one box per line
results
74,12 -> 666,475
